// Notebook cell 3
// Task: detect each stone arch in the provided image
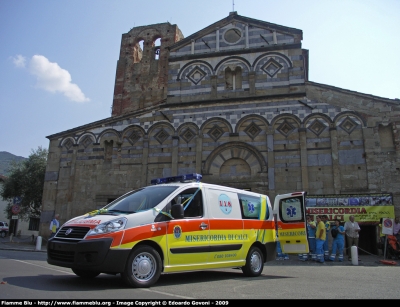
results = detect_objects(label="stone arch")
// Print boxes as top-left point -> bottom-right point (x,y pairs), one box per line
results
200,117 -> 233,143
76,133 -> 96,148
253,52 -> 293,70
235,114 -> 269,137
177,60 -> 214,81
271,113 -> 301,128
98,129 -> 121,143
121,125 -> 146,146
133,37 -> 145,63
334,112 -> 365,136
303,113 -> 333,126
214,56 -> 251,75
177,122 -> 200,144
147,121 -> 175,136
152,35 -> 162,60
333,111 -> 366,128
59,137 -> 76,151
147,122 -> 175,146
271,114 -> 301,143
134,28 -> 161,64
98,129 -> 121,161
200,117 -> 233,133
203,142 -> 267,175
303,113 -> 333,137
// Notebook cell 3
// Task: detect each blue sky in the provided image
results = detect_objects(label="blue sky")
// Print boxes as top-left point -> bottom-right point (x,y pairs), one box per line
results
1,0 -> 399,158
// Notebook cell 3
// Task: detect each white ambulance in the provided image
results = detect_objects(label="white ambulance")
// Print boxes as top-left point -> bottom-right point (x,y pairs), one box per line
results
47,173 -> 308,287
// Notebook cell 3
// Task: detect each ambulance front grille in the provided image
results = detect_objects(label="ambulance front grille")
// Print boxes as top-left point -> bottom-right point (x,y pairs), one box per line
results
48,249 -> 75,262
55,226 -> 90,240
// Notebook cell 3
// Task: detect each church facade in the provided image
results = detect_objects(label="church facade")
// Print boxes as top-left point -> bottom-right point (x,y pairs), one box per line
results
40,13 -> 399,242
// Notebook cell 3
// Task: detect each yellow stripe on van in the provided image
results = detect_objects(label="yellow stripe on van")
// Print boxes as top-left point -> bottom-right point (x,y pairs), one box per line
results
259,195 -> 267,220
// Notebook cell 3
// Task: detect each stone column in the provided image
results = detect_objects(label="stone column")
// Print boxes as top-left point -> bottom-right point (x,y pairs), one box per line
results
211,75 -> 217,98
216,28 -> 220,52
141,136 -> 149,186
249,71 -> 256,95
245,24 -> 249,49
171,136 -> 179,176
267,128 -> 275,199
273,31 -> 277,45
191,39 -> 195,55
299,128 -> 309,191
196,132 -> 203,174
329,127 -> 341,194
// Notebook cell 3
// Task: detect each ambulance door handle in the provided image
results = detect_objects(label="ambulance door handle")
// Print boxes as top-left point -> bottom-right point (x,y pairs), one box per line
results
199,223 -> 208,230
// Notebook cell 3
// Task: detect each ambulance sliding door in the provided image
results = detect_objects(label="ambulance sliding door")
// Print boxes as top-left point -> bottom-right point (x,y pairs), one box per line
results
274,192 -> 308,254
205,187 -> 245,263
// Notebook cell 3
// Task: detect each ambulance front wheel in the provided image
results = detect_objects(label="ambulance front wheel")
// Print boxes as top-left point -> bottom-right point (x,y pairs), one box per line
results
242,246 -> 264,277
122,245 -> 162,288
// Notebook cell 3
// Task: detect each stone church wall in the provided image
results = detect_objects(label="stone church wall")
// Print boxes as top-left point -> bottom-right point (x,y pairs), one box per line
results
39,13 -> 400,238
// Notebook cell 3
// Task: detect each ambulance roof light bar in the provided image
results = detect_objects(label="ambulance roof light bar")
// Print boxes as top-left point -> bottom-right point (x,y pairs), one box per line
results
151,173 -> 202,185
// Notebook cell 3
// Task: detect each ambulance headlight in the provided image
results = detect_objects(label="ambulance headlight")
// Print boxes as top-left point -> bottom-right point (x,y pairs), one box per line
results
87,217 -> 127,236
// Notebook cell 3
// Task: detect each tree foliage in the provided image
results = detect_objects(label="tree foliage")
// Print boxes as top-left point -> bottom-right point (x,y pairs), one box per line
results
0,147 -> 48,220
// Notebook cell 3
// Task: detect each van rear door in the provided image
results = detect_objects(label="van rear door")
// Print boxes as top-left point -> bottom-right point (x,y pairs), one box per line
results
274,192 -> 308,254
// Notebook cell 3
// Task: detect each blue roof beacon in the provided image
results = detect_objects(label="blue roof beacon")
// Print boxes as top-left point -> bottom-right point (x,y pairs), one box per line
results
150,173 -> 203,185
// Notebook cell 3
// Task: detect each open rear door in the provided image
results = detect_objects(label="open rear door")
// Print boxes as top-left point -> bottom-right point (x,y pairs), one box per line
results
274,192 -> 308,254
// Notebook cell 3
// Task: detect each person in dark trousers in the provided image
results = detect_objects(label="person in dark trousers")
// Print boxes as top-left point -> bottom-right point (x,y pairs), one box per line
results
329,219 -> 345,261
315,215 -> 326,263
306,215 -> 316,260
322,215 -> 331,260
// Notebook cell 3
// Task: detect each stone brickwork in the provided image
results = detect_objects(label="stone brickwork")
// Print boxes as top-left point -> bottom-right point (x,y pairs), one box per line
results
112,22 -> 184,116
39,12 -> 400,237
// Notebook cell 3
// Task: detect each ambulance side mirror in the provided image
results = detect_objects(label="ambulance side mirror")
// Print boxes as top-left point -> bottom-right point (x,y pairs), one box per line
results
171,204 -> 184,219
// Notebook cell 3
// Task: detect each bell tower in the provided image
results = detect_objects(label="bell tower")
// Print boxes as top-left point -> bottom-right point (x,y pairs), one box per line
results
112,23 -> 184,116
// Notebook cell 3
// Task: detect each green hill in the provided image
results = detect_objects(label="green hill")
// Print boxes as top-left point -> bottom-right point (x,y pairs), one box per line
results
0,152 -> 27,176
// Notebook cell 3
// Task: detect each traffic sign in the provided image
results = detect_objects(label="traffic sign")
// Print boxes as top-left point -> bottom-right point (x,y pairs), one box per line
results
382,218 -> 394,235
11,204 -> 20,214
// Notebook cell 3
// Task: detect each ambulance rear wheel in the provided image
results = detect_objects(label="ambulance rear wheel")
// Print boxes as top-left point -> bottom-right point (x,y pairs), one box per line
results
71,268 -> 100,278
242,246 -> 264,277
122,245 -> 162,288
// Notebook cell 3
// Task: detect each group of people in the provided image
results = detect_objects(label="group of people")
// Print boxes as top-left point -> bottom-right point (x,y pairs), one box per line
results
305,215 -> 361,263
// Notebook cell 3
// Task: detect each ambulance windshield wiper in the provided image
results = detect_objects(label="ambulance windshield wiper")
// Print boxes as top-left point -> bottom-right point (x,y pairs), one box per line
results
107,209 -> 137,214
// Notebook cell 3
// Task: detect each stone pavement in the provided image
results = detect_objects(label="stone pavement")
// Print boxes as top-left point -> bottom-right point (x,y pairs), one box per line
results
0,235 -> 398,267
0,234 -> 47,252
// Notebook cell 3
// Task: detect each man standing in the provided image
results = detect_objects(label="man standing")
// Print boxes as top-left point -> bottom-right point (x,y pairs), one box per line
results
322,215 -> 331,260
306,215 -> 316,260
49,213 -> 60,238
329,219 -> 345,262
344,215 -> 360,260
315,215 -> 326,263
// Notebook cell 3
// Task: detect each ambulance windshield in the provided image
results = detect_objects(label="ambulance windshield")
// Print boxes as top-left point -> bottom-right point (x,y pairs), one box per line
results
104,186 -> 179,213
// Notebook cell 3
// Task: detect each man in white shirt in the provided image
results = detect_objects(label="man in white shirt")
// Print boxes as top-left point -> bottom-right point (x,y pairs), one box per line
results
343,215 -> 360,260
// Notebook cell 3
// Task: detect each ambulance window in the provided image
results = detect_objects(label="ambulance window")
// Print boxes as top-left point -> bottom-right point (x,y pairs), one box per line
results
154,187 -> 203,222
154,202 -> 172,222
279,196 -> 304,223
180,188 -> 203,218
105,186 -> 178,213
238,193 -> 267,219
